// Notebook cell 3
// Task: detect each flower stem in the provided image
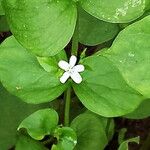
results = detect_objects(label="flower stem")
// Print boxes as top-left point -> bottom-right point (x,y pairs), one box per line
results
64,87 -> 71,126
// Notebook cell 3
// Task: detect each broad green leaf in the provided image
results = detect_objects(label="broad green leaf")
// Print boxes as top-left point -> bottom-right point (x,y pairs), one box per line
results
16,135 -> 48,150
0,15 -> 9,32
0,0 -> 4,15
124,99 -> 150,119
103,16 -> 150,98
119,9 -> 150,29
79,0 -> 147,23
73,56 -> 143,117
52,127 -> 77,150
0,84 -> 48,150
3,0 -> 77,56
118,136 -> 140,150
0,36 -> 68,104
18,109 -> 58,140
71,113 -> 108,150
84,111 -> 115,141
79,7 -> 119,46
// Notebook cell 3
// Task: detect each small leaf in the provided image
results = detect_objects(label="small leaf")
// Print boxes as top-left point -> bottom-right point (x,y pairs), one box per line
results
37,50 -> 67,74
103,15 -> 150,98
118,136 -> 140,150
124,99 -> 150,119
0,36 -> 68,104
52,127 -> 77,150
0,84 -> 48,150
18,109 -> 58,140
71,113 -> 108,150
78,7 -> 119,46
79,0 -> 147,23
3,0 -> 77,56
73,56 -> 143,117
16,135 -> 48,150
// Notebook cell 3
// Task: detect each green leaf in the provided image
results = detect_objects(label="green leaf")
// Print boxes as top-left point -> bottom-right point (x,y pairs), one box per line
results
0,0 -> 4,15
118,136 -> 140,150
0,36 -> 67,104
3,0 -> 77,56
78,7 -> 119,46
18,109 -> 58,140
85,111 -> 115,141
103,16 -> 150,98
0,84 -> 48,150
16,135 -> 48,150
37,50 -> 67,74
79,0 -> 147,23
145,0 -> 150,10
73,56 -> 143,117
71,113 -> 108,150
0,15 -> 9,32
52,127 -> 77,150
124,99 -> 150,119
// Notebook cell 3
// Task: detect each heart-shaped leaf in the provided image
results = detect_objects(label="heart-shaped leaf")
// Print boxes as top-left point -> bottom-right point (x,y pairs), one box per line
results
18,109 -> 58,140
73,56 -> 143,117
0,84 -> 48,150
79,0 -> 147,23
52,127 -> 77,150
16,135 -> 48,150
78,7 -> 119,46
103,16 -> 150,98
3,0 -> 77,56
0,36 -> 68,104
71,112 -> 108,150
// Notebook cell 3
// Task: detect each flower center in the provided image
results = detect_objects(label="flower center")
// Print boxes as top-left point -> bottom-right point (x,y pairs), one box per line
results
67,66 -> 75,75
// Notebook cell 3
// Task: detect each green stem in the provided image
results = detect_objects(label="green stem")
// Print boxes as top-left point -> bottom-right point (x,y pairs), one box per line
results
64,87 -> 71,126
71,13 -> 79,56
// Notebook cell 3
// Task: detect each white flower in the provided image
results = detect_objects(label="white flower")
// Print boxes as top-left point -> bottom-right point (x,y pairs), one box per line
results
58,55 -> 85,84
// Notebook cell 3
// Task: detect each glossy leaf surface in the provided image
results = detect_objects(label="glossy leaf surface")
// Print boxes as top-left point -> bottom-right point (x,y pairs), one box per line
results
79,0 -> 147,23
71,113 -> 108,150
0,36 -> 67,104
3,0 -> 77,56
78,8 -> 119,46
73,56 -> 143,117
103,16 -> 150,98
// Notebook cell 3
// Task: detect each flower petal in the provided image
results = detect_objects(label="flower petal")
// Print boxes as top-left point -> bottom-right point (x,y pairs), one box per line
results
58,60 -> 69,71
71,71 -> 82,84
60,72 -> 70,84
69,55 -> 77,68
74,65 -> 85,72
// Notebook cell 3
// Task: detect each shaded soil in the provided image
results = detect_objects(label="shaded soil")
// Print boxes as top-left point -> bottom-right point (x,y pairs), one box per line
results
105,118 -> 150,150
